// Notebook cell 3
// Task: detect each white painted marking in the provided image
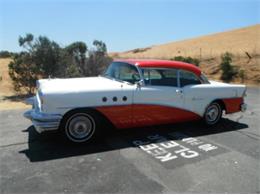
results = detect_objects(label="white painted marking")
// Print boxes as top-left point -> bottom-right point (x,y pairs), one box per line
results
133,132 -> 220,163
174,145 -> 189,154
180,150 -> 199,158
198,144 -> 218,152
140,143 -> 158,151
147,147 -> 168,157
160,141 -> 179,149
155,153 -> 178,162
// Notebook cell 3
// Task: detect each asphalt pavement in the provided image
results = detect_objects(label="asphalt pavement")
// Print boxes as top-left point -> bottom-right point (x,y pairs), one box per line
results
0,87 -> 259,193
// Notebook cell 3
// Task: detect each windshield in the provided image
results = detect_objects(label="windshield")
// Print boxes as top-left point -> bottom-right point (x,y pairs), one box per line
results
103,62 -> 140,84
200,73 -> 210,84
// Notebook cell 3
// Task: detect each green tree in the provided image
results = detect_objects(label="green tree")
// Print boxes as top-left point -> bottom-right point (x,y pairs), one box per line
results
33,36 -> 64,77
9,52 -> 38,94
8,34 -> 112,94
93,40 -> 107,54
86,40 -> 112,76
65,42 -> 88,75
220,52 -> 237,82
9,34 -> 64,93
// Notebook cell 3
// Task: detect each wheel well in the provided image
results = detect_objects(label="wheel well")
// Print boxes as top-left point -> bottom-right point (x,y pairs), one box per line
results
212,99 -> 226,112
59,107 -> 114,130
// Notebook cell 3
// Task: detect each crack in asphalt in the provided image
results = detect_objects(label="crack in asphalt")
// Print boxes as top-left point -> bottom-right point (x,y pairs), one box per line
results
236,130 -> 260,141
0,138 -> 40,149
0,141 -> 28,148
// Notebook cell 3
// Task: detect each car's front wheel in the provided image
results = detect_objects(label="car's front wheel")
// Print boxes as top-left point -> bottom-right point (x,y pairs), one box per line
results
204,102 -> 222,125
62,110 -> 97,143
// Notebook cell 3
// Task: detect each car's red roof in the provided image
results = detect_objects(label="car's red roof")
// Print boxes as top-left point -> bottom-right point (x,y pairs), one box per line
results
114,59 -> 201,76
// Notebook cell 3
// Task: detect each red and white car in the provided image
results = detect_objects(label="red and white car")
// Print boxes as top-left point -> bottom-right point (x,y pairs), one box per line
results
24,59 -> 247,143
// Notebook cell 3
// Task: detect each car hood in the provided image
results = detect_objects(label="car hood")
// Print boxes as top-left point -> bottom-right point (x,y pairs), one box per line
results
38,76 -> 126,94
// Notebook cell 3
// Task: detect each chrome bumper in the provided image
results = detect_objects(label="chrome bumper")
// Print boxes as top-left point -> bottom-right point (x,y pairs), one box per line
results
24,109 -> 62,133
241,103 -> 247,112
24,96 -> 35,105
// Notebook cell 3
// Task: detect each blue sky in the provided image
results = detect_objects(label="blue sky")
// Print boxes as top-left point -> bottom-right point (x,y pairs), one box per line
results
0,0 -> 259,52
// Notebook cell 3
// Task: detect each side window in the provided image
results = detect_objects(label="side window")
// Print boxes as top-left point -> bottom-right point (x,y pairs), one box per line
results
179,70 -> 201,87
118,64 -> 140,83
104,62 -> 140,84
143,69 -> 162,85
142,68 -> 178,87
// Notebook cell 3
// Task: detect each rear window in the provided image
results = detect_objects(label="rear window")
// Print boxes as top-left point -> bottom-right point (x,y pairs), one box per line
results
179,70 -> 201,87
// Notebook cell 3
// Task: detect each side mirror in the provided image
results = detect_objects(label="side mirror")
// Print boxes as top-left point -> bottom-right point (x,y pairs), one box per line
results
136,80 -> 144,88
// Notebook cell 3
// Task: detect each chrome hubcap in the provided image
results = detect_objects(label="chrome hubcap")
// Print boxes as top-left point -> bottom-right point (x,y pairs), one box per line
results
68,115 -> 93,140
206,105 -> 219,122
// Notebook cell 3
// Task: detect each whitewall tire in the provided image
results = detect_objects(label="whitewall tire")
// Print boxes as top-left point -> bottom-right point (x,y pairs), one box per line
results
204,102 -> 222,125
64,112 -> 96,143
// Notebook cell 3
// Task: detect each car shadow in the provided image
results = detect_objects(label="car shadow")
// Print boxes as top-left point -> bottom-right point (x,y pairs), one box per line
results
2,94 -> 32,102
19,118 -> 248,162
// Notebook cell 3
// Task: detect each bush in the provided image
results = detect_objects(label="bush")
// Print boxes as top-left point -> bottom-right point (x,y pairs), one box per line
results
9,34 -> 112,94
9,52 -> 39,94
132,47 -> 151,53
0,50 -> 15,58
220,52 -> 237,82
170,56 -> 200,66
238,69 -> 246,83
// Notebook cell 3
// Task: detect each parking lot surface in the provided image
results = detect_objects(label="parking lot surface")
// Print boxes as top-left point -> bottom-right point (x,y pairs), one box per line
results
0,87 -> 259,193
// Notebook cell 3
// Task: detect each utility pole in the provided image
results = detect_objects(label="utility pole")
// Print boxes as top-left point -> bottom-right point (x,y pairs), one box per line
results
199,48 -> 202,61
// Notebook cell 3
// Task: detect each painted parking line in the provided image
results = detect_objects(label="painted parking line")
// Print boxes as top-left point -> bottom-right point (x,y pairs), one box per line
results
131,131 -> 227,169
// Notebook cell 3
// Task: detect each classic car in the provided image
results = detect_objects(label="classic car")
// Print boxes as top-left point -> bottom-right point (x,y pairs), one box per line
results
24,59 -> 247,143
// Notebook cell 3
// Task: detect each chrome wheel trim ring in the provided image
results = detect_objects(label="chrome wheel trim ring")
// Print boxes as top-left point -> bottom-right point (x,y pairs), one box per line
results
65,113 -> 95,142
205,104 -> 221,124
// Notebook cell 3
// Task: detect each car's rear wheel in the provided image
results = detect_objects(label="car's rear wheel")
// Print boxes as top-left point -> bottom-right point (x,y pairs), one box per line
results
204,102 -> 222,125
62,110 -> 97,143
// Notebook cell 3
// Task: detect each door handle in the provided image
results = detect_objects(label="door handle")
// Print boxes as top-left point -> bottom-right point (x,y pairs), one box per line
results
176,89 -> 183,94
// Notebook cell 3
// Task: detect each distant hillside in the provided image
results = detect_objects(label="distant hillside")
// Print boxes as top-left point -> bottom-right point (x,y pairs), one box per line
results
111,25 -> 260,85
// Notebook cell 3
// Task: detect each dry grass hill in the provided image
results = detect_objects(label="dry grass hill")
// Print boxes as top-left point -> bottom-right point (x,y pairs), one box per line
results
111,24 -> 260,85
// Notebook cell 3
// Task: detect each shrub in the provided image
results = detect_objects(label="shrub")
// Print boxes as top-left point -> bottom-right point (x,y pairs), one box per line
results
238,69 -> 246,83
132,47 -> 151,53
0,50 -> 15,58
170,56 -> 200,66
220,52 -> 237,82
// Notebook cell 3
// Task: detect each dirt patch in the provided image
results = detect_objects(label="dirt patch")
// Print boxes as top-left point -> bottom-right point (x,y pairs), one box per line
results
0,58 -> 15,96
0,101 -> 31,111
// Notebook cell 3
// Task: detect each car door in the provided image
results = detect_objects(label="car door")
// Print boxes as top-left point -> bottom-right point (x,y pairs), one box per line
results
95,62 -> 137,129
132,68 -> 187,127
179,69 -> 206,116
